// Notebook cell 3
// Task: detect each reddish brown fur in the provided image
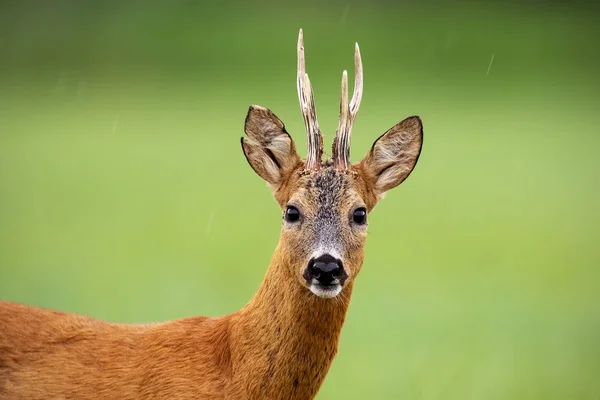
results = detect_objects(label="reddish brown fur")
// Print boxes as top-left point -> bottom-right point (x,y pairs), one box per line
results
0,244 -> 351,399
1,47 -> 423,400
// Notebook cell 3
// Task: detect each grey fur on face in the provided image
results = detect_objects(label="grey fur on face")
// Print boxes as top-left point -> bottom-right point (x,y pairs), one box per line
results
304,167 -> 353,258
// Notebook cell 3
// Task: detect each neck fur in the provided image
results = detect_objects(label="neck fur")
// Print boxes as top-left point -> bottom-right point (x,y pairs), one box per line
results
227,243 -> 354,400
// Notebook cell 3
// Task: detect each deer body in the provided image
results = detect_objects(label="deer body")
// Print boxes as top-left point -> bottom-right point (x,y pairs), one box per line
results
1,30 -> 422,399
1,244 -> 350,399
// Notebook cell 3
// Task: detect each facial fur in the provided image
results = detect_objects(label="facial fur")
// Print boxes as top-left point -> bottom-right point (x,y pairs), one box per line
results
274,165 -> 369,297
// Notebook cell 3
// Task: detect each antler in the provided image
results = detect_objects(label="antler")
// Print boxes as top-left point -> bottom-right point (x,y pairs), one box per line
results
333,42 -> 363,170
297,29 -> 323,171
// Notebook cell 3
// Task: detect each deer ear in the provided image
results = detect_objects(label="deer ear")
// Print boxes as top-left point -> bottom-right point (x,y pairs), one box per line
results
357,116 -> 423,197
241,105 -> 301,188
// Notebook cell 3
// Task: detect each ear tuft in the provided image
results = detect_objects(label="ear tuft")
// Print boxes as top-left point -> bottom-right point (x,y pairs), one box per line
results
241,106 -> 300,188
358,116 -> 423,197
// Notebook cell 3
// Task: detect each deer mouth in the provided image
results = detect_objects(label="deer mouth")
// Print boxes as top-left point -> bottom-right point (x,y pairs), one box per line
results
308,281 -> 343,298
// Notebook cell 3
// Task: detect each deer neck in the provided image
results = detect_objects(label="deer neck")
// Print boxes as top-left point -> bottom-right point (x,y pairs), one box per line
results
227,242 -> 354,399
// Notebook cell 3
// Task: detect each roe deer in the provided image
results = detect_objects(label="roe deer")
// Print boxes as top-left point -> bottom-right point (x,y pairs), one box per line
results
0,29 -> 423,399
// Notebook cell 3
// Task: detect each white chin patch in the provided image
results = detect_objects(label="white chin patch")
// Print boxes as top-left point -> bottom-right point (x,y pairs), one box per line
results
309,283 -> 343,299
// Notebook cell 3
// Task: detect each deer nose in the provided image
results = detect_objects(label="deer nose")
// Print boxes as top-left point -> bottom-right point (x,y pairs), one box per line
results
304,254 -> 347,286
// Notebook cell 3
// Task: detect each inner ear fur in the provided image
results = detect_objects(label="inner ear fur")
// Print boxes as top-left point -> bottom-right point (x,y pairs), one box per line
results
241,105 -> 301,187
357,116 -> 423,197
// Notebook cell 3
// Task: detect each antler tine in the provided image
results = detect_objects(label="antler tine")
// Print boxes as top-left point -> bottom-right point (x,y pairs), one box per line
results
297,29 -> 323,171
333,42 -> 363,170
297,29 -> 306,87
334,71 -> 349,168
349,43 -> 363,116
340,70 -> 349,129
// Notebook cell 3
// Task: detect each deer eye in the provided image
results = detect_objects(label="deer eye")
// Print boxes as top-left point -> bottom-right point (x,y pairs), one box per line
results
284,206 -> 301,223
352,208 -> 367,225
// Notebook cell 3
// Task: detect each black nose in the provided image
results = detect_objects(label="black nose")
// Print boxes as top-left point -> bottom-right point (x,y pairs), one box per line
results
304,254 -> 347,286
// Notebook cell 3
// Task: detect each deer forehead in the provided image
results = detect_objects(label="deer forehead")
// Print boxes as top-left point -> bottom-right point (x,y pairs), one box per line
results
288,167 -> 362,214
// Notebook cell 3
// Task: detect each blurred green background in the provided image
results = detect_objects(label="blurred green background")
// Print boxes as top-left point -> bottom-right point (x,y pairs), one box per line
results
1,1 -> 599,398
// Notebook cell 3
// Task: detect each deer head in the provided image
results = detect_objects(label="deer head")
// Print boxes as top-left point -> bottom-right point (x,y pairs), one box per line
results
241,30 -> 423,299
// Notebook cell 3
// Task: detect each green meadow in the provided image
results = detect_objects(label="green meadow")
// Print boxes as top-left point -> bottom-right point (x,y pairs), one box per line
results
1,1 -> 599,398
